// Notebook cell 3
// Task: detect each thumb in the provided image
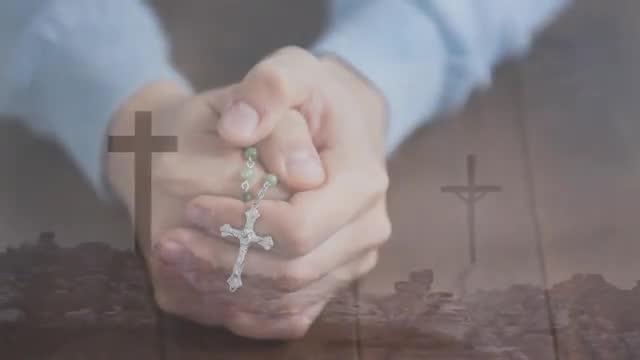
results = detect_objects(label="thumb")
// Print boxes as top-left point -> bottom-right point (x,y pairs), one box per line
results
216,46 -> 322,147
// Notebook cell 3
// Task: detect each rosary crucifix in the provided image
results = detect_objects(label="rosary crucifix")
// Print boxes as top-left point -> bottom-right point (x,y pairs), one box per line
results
220,205 -> 274,292
220,146 -> 278,292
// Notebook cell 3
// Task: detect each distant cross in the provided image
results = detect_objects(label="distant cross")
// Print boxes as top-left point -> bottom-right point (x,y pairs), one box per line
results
220,206 -> 274,292
441,155 -> 502,264
38,231 -> 57,249
39,231 -> 55,243
108,111 -> 178,248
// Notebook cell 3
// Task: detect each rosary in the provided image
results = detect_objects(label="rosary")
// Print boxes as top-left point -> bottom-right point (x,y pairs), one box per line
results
219,146 -> 278,292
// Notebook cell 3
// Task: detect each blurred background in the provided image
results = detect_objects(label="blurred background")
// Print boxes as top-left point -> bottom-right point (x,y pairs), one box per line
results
0,0 -> 638,297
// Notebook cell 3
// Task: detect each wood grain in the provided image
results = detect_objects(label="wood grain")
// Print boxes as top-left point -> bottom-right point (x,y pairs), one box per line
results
0,0 -> 638,358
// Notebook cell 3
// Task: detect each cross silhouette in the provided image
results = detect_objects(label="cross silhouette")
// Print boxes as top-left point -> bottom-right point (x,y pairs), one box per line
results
108,111 -> 177,248
441,155 -> 502,264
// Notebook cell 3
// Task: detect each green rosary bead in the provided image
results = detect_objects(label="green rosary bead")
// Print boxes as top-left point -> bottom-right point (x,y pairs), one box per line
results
240,167 -> 254,180
242,192 -> 253,202
265,174 -> 278,187
244,146 -> 258,161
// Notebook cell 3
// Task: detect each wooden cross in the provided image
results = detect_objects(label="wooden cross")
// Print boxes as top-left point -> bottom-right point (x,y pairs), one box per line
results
220,206 -> 274,292
441,155 -> 502,264
107,111 -> 177,249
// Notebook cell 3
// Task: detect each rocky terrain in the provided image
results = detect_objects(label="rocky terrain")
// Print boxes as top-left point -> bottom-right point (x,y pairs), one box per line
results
1,233 -> 639,359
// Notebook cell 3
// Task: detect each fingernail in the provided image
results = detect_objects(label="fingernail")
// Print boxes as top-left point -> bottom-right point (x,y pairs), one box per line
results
157,240 -> 196,272
186,205 -> 210,229
285,150 -> 325,184
183,271 -> 215,293
219,102 -> 259,139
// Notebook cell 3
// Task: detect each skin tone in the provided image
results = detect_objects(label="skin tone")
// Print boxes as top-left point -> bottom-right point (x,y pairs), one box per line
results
106,47 -> 391,339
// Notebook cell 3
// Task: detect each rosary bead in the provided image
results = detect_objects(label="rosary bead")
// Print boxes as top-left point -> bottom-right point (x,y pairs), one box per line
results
265,174 -> 278,187
242,192 -> 253,202
244,146 -> 258,161
240,167 -> 254,180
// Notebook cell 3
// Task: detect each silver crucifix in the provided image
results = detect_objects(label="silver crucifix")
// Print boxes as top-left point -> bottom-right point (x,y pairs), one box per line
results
220,205 -> 274,292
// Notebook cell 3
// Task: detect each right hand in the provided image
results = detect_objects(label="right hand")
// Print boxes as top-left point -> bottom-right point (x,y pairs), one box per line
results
184,48 -> 393,339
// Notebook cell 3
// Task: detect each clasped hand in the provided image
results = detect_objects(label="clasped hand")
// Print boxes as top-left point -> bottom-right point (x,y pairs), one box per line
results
107,47 -> 391,339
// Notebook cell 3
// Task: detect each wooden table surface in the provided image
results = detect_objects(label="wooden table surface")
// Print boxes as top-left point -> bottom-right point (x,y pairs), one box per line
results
1,0 -> 639,359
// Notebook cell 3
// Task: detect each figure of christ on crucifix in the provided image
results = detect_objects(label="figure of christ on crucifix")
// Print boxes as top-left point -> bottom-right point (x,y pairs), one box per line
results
220,206 -> 274,292
442,155 -> 502,292
107,111 -> 178,250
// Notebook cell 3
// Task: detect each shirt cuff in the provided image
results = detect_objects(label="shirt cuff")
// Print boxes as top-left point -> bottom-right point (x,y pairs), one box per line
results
312,0 -> 447,154
3,0 -> 193,201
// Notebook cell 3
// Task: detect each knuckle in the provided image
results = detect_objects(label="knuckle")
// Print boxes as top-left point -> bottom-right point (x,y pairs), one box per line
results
186,196 -> 207,211
162,228 -> 192,244
273,45 -> 311,59
225,312 -> 311,340
269,298 -> 306,317
362,251 -> 380,275
377,216 -> 393,245
273,46 -> 320,66
282,316 -> 313,339
152,154 -> 196,196
249,62 -> 289,98
275,262 -> 315,292
374,168 -> 390,195
284,218 -> 315,257
276,209 -> 314,257
359,166 -> 389,200
153,289 -> 177,315
186,196 -> 215,221
224,312 -> 249,337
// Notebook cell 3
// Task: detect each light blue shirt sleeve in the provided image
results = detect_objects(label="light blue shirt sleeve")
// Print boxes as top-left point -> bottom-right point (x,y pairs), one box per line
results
0,0 -> 569,198
313,0 -> 571,153
0,0 -> 192,198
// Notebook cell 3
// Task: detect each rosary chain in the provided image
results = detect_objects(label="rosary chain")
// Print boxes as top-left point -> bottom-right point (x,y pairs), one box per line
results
240,146 -> 276,207
254,181 -> 272,208
241,180 -> 250,193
